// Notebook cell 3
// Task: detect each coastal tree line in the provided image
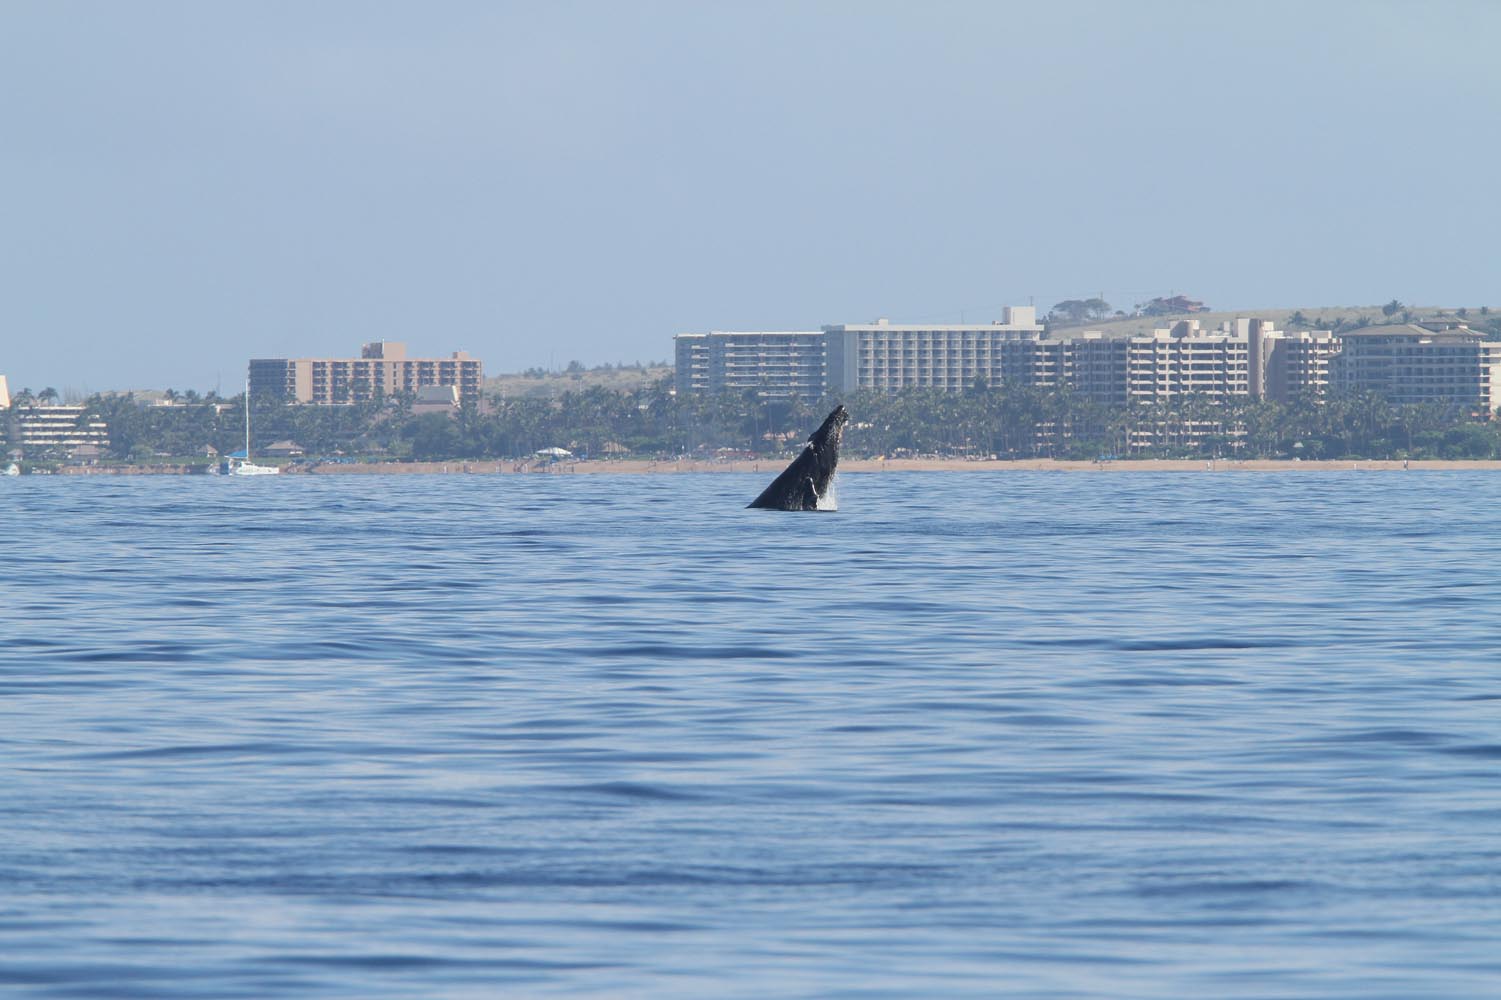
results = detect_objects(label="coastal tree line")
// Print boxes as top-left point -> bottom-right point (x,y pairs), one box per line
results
24,379 -> 1501,464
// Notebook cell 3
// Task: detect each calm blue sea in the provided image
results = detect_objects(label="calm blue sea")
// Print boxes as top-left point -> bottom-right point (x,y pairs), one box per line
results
3,471 -> 1500,999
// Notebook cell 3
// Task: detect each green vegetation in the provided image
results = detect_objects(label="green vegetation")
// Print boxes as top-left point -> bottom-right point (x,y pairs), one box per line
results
1048,298 -> 1113,323
21,381 -> 1500,466
79,391 -> 392,462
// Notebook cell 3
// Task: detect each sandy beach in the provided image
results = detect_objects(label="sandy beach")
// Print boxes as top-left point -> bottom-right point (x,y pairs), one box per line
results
47,456 -> 1501,476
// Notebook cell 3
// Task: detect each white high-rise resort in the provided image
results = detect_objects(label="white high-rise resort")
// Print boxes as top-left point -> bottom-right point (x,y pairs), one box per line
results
673,331 -> 826,399
674,307 -> 1051,399
673,309 -> 1501,415
823,307 -> 1048,393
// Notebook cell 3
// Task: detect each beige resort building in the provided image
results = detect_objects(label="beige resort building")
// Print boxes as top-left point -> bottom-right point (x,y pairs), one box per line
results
249,342 -> 483,406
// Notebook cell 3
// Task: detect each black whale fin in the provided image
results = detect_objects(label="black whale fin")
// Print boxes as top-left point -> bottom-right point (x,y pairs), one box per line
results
747,405 -> 849,511
800,476 -> 818,510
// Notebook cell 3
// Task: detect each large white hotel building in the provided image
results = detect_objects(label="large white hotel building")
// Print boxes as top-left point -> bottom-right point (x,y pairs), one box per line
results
673,331 -> 827,399
673,308 -> 1413,407
822,307 -> 1050,393
677,307 -> 1058,398
681,307 -> 1501,408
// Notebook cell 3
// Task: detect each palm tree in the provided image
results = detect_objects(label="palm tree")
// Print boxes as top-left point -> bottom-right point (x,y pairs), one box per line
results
1242,399 -> 1283,457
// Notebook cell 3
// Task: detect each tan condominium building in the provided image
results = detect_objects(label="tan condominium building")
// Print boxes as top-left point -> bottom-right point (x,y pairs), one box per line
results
1249,321 -> 1341,402
1330,323 -> 1501,411
249,342 -> 483,406
1117,318 -> 1341,404
1124,320 -> 1252,402
1049,334 -> 1132,405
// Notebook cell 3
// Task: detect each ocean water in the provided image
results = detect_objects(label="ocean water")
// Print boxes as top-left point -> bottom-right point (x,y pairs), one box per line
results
2,470 -> 1500,999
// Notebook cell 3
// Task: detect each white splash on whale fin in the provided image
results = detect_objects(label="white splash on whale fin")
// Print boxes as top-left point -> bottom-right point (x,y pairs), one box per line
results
816,475 -> 839,511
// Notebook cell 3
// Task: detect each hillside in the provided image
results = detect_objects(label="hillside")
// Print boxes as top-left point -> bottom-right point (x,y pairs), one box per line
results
485,364 -> 672,400
1047,304 -> 1497,338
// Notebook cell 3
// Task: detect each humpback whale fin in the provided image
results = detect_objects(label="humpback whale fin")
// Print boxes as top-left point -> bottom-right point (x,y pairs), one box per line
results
747,405 -> 849,511
800,476 -> 818,510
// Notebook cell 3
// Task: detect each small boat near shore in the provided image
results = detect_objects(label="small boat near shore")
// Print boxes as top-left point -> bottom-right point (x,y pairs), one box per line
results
227,380 -> 279,476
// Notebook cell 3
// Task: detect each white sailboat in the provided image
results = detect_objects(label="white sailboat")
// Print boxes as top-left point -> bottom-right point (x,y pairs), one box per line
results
230,380 -> 280,476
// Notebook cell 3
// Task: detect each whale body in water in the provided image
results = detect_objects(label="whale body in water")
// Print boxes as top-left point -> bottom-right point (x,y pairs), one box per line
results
748,405 -> 848,511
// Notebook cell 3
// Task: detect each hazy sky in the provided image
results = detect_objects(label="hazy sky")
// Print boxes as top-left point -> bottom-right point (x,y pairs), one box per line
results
3,1 -> 1499,393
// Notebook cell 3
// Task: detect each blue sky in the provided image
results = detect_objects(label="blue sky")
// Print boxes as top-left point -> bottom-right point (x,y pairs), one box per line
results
3,1 -> 1499,393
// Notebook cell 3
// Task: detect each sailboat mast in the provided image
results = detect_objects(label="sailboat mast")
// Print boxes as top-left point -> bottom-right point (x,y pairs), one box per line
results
244,378 -> 251,460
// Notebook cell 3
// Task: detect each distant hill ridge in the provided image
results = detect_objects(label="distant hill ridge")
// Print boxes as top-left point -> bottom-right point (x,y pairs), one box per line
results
485,364 -> 672,399
1046,304 -> 1498,338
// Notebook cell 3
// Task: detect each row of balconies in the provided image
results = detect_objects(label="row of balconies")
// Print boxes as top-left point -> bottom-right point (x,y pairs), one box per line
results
307,360 -> 477,372
722,362 -> 823,368
15,426 -> 109,436
859,350 -> 1124,360
1359,374 -> 1490,386
1130,346 -> 1249,353
711,375 -> 822,382
15,433 -> 111,442
1130,376 -> 1251,383
1346,362 -> 1483,372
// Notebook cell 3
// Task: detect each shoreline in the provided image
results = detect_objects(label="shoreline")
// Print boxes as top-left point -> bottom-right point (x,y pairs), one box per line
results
48,457 -> 1501,475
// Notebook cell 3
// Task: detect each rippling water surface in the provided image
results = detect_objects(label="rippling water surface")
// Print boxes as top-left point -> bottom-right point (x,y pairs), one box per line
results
3,471 -> 1500,998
